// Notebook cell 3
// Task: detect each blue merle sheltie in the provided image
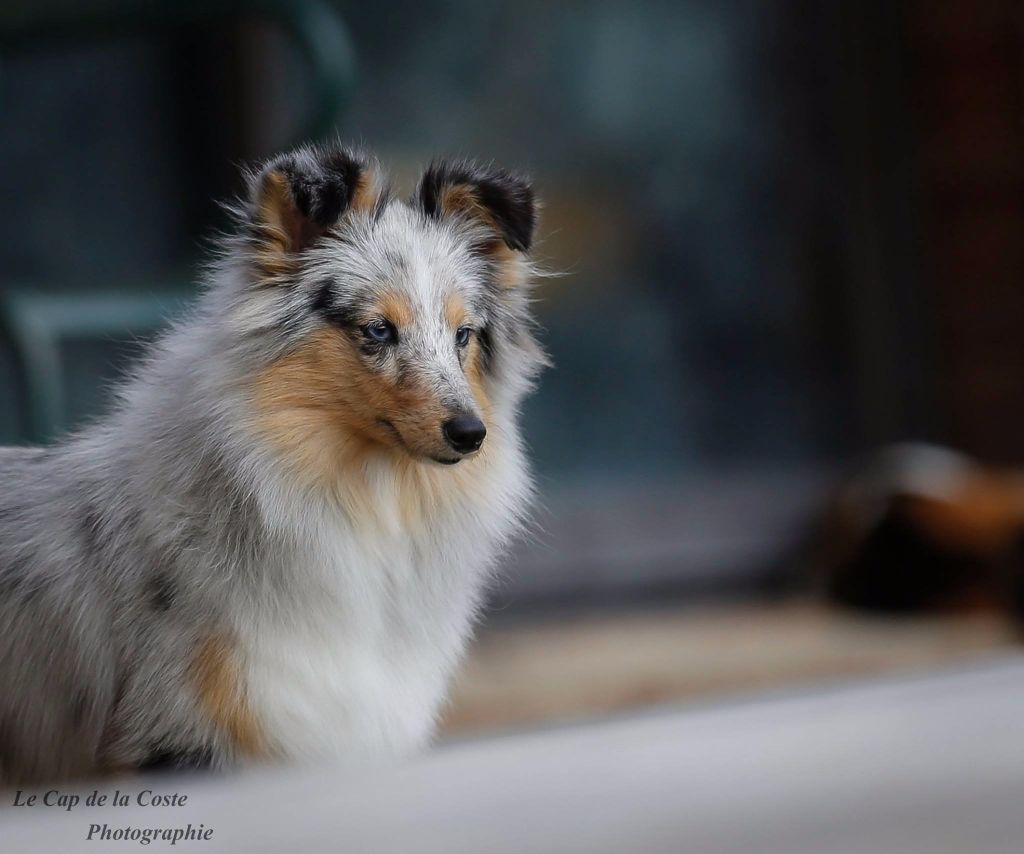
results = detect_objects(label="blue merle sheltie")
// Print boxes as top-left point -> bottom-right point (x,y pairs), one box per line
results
0,144 -> 546,784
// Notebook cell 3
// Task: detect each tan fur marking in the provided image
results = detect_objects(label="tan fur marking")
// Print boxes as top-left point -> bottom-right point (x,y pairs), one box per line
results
254,171 -> 299,278
350,168 -> 381,214
252,327 -> 493,529
379,291 -> 414,328
445,293 -> 467,330
192,635 -> 267,757
253,329 -> 438,449
254,330 -> 444,492
439,184 -> 493,225
440,185 -> 507,251
253,329 -> 380,505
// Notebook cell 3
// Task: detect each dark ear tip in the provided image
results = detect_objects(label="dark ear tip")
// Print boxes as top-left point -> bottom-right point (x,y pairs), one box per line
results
250,145 -> 381,231
418,159 -> 538,252
503,179 -> 536,251
494,172 -> 536,251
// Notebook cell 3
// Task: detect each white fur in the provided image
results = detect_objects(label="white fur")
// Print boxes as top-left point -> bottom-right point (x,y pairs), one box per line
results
242,431 -> 530,760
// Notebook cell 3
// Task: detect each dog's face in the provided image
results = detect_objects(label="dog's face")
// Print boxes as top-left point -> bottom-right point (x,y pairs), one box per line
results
242,147 -> 539,468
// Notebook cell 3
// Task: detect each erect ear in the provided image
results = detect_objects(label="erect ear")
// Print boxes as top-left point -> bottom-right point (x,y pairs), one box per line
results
416,160 -> 537,254
247,146 -> 382,276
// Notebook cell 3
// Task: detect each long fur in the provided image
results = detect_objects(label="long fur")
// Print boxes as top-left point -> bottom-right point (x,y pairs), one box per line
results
0,144 -> 545,784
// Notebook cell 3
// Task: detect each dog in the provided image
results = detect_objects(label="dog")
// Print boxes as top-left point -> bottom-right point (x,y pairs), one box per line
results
0,144 -> 546,784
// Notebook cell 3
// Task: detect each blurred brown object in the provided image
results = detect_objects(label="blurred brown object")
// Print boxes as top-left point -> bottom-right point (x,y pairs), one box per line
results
818,443 -> 1024,621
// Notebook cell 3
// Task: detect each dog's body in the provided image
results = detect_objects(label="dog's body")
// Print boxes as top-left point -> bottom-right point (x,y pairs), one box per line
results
0,146 -> 544,784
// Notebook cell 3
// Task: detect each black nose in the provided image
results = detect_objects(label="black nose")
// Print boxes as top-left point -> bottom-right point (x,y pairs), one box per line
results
443,415 -> 486,454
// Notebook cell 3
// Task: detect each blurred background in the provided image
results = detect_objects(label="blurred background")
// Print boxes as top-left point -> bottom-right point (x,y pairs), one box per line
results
2,0 -> 1024,736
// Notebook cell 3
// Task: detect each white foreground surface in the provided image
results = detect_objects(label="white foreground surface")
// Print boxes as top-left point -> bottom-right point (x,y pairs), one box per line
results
5,657 -> 1024,853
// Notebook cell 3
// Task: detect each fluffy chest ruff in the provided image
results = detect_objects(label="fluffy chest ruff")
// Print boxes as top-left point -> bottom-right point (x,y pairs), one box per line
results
236,434 -> 531,761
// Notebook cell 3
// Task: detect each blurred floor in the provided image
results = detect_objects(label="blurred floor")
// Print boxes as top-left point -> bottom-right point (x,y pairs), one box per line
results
442,599 -> 1020,734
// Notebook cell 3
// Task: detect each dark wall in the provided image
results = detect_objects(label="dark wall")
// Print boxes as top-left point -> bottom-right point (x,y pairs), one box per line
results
903,0 -> 1024,464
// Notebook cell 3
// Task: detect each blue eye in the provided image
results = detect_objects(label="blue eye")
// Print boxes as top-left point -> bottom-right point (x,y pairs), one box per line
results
455,326 -> 472,348
362,321 -> 397,344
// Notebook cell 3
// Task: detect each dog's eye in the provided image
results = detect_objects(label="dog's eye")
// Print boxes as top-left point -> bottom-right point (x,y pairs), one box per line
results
455,326 -> 472,348
362,321 -> 397,344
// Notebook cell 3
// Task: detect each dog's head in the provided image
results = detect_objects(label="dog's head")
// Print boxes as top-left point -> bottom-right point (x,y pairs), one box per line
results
236,145 -> 542,470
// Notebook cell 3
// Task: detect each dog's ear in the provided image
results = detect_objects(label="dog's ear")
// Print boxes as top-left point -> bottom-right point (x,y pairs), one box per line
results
247,146 -> 382,276
416,160 -> 537,254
